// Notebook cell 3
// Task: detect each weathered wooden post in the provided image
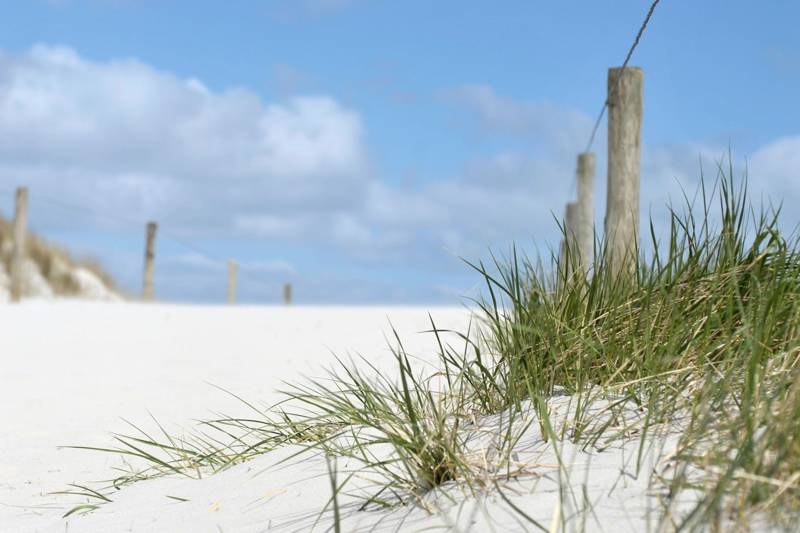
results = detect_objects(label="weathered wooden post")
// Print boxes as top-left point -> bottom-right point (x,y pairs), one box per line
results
283,283 -> 292,305
10,187 -> 28,303
227,260 -> 238,304
605,66 -> 643,277
142,221 -> 157,301
576,152 -> 595,273
559,202 -> 578,284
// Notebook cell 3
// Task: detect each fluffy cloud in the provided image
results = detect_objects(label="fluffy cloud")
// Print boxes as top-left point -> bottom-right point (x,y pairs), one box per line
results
750,136 -> 800,200
0,45 -> 368,230
441,85 -> 595,154
638,138 -> 800,225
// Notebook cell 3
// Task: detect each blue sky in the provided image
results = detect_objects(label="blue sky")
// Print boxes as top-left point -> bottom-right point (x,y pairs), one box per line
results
1,0 -> 799,303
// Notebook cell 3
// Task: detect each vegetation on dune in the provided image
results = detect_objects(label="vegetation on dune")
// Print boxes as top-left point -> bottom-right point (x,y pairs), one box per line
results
475,169 -> 800,529
66,164 -> 800,531
0,216 -> 117,296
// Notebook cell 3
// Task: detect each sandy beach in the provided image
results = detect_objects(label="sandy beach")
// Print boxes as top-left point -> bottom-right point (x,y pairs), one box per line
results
1,302 -> 472,532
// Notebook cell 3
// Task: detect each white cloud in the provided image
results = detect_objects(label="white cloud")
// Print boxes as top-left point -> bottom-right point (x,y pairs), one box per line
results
233,214 -> 310,239
170,252 -> 225,271
2,45 -> 798,302
639,139 -> 800,219
441,84 -> 594,154
749,136 -> 800,201
0,49 -> 601,272
331,213 -> 373,246
358,136 -> 800,270
0,45 -> 368,229
354,153 -> 579,264
241,259 -> 296,276
232,207 -> 408,262
169,253 -> 296,276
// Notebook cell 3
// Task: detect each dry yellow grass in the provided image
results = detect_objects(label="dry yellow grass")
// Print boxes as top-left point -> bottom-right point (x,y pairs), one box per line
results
0,216 -> 117,296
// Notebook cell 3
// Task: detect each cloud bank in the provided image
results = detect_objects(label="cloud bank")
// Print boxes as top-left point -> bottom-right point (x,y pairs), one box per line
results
0,45 -> 368,228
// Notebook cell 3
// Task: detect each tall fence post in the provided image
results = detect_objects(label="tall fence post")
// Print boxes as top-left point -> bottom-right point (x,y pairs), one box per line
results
10,187 -> 29,303
227,260 -> 238,304
142,221 -> 157,301
576,152 -> 595,273
283,283 -> 293,306
605,66 -> 643,277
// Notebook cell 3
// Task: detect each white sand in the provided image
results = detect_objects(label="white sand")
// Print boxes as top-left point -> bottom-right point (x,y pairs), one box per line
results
1,302 -> 692,532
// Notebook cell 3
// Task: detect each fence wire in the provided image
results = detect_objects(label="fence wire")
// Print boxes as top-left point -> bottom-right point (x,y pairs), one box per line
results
584,0 -> 662,154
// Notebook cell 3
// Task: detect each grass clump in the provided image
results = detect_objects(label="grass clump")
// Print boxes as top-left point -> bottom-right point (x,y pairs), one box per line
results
470,167 -> 800,529
277,343 -> 472,506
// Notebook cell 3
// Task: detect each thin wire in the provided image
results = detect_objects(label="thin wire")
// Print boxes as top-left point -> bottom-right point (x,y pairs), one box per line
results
584,0 -> 662,154
159,229 -> 225,260
34,194 -> 203,251
34,193 -> 145,228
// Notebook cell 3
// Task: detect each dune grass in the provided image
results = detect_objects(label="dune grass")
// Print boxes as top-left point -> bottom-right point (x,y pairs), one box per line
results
471,168 -> 800,530
64,165 -> 800,531
0,215 -> 117,296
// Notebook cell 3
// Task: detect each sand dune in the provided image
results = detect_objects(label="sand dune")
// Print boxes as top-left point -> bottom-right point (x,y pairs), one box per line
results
1,302 -> 470,531
0,217 -> 119,303
1,302 -> 699,532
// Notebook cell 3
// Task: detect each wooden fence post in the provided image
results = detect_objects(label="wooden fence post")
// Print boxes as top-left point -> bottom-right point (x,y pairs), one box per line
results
559,201 -> 578,284
227,260 -> 238,304
142,221 -> 157,301
576,152 -> 595,273
605,66 -> 643,277
283,283 -> 293,305
10,187 -> 28,303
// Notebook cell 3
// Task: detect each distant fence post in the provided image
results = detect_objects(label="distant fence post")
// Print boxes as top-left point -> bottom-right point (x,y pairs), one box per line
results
605,66 -> 643,277
283,283 -> 293,305
142,221 -> 157,301
576,152 -> 595,273
227,260 -> 238,304
559,201 -> 578,284
10,187 -> 29,303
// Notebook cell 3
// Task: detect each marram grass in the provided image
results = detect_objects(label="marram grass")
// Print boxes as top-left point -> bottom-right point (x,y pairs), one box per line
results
65,167 -> 800,531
